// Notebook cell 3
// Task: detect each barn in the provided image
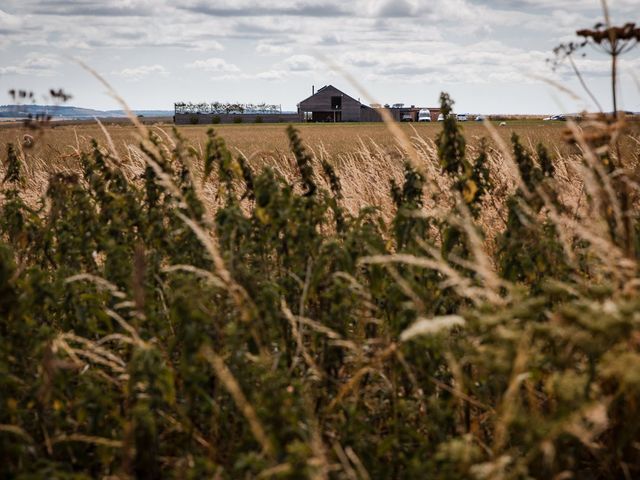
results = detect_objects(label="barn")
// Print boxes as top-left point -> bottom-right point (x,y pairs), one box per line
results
297,85 -> 440,123
297,85 -> 380,122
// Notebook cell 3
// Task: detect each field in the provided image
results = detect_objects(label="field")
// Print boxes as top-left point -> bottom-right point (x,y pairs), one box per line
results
0,120 -> 584,162
2,118 -> 638,231
4,119 -> 636,210
0,119 -> 580,238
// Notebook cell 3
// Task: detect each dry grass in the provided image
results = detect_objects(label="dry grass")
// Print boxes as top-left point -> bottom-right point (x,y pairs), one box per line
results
0,120 -> 583,162
2,120 -> 638,263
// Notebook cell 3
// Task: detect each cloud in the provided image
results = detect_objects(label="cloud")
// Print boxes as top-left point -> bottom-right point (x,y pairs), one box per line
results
208,54 -> 326,82
231,21 -> 285,37
28,0 -> 156,17
205,69 -> 290,82
342,43 -> 558,85
0,53 -> 62,76
185,58 -> 240,73
256,41 -> 293,55
256,70 -> 288,80
281,55 -> 318,72
113,64 -> 169,80
373,0 -> 420,17
180,0 -> 350,17
0,9 -> 22,33
476,0 -> 632,12
554,56 -> 640,78
317,33 -> 343,46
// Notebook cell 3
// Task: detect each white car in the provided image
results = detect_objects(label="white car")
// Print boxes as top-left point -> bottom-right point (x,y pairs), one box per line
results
418,109 -> 432,122
456,114 -> 468,121
437,113 -> 445,121
543,114 -> 566,121
475,115 -> 485,122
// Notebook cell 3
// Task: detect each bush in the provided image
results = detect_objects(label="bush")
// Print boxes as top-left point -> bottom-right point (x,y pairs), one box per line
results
233,116 -> 243,124
189,115 -> 199,125
255,116 -> 263,123
211,115 -> 221,124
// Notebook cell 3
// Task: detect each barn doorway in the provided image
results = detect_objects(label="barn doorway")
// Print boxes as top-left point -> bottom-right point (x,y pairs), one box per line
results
311,111 -> 341,122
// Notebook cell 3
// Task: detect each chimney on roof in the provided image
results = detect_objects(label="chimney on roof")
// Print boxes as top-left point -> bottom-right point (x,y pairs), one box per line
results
312,85 -> 315,95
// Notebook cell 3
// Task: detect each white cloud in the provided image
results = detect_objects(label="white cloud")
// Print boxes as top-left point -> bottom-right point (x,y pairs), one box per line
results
0,8 -> 22,32
180,0 -> 350,17
24,0 -> 158,17
185,58 -> 240,73
256,69 -> 288,80
343,42 -> 556,85
113,64 -> 169,80
281,54 -> 318,72
256,42 -> 292,55
0,53 -> 62,76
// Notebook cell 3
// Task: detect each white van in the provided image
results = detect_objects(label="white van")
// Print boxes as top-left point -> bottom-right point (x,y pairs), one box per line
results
418,109 -> 432,122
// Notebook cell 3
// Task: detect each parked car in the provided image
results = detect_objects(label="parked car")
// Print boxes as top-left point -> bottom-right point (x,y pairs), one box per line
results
437,113 -> 445,122
401,114 -> 413,122
543,114 -> 566,121
418,109 -> 432,122
475,115 -> 485,122
456,113 -> 468,121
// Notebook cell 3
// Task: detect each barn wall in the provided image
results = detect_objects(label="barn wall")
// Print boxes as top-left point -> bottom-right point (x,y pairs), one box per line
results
342,98 -> 361,121
360,107 -> 383,122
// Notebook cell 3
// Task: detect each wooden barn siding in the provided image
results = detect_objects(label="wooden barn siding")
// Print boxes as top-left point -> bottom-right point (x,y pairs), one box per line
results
342,99 -> 361,121
360,107 -> 383,122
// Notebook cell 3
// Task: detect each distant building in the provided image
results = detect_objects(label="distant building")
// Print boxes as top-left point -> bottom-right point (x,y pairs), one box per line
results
298,85 -> 381,122
297,85 -> 440,123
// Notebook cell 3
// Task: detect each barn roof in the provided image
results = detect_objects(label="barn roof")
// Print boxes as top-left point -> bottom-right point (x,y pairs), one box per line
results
298,85 -> 362,106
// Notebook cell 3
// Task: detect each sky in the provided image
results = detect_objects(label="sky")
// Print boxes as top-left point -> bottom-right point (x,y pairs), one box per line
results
0,0 -> 638,114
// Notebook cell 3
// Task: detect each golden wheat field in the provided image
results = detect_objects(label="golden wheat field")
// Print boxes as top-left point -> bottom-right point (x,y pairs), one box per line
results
2,119 -> 639,232
0,121 -> 582,162
0,121 -> 544,221
2,120 -> 638,217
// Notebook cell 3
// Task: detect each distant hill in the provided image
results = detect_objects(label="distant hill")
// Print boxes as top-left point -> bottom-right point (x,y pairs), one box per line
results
0,104 -> 173,120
